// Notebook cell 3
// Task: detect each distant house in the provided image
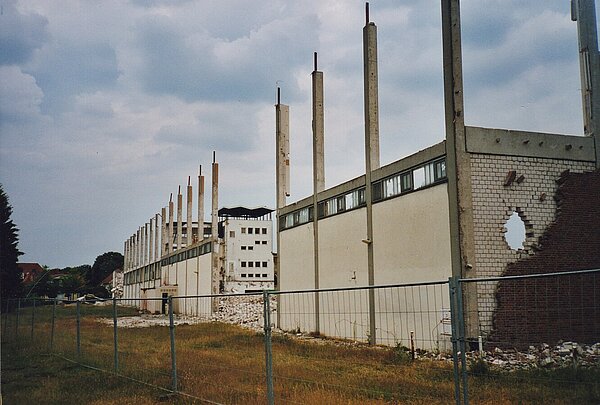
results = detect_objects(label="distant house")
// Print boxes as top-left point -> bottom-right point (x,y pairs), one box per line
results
101,273 -> 113,293
18,263 -> 45,284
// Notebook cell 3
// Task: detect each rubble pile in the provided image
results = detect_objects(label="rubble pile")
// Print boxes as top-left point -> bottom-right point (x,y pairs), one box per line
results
208,295 -> 276,331
471,341 -> 600,372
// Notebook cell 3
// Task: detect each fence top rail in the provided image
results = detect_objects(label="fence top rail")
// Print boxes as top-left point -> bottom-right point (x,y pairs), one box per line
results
459,268 -> 600,284
270,279 -> 449,296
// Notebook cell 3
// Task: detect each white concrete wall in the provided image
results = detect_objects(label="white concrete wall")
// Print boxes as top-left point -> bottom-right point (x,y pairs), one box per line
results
278,183 -> 452,349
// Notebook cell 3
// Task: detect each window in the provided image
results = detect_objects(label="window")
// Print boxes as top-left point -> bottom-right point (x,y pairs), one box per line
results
241,227 -> 246,234
262,274 -> 267,278
249,262 -> 254,267
285,214 -> 293,228
262,228 -> 267,234
248,246 -> 254,251
255,240 -> 260,245
241,274 -> 247,278
262,261 -> 268,267
255,274 -> 260,277
413,166 -> 426,189
248,228 -> 253,234
241,246 -> 247,250
241,261 -> 246,267
255,228 -> 260,234
372,182 -> 383,201
434,159 -> 446,181
298,207 -> 309,223
255,261 -> 260,267
261,241 -> 267,245
424,162 -> 435,186
384,175 -> 400,198
401,172 -> 412,192
229,230 -> 235,238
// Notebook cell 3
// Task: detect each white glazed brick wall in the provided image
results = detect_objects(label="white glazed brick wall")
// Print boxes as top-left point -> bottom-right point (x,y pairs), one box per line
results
469,154 -> 595,335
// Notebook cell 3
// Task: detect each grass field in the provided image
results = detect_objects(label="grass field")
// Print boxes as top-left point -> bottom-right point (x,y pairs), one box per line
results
2,304 -> 599,404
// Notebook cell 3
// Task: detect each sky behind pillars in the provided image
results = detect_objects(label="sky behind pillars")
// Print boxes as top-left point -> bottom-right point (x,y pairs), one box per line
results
0,0 -> 593,268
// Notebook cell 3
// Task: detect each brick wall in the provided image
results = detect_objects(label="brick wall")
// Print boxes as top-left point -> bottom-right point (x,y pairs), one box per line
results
488,170 -> 600,347
469,154 -> 595,335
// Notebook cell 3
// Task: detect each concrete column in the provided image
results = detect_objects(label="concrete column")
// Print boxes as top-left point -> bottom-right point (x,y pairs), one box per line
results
123,241 -> 128,271
275,88 -> 290,209
161,207 -> 167,257
136,228 -> 140,268
187,177 -> 193,246
275,88 -> 290,291
154,213 -> 160,261
144,223 -> 149,265
149,218 -> 154,263
573,0 -> 600,167
312,53 -> 325,193
198,166 -> 205,242
168,195 -> 174,254
363,5 -> 380,172
129,236 -> 134,269
362,4 -> 378,345
211,153 -> 220,297
311,53 -> 325,334
441,0 -> 477,337
177,186 -> 183,251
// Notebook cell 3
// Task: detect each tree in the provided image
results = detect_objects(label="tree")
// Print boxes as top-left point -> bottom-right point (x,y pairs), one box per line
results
0,184 -> 23,298
88,251 -> 123,287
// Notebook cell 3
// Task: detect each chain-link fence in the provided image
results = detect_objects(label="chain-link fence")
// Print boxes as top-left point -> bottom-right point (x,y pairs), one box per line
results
2,268 -> 599,404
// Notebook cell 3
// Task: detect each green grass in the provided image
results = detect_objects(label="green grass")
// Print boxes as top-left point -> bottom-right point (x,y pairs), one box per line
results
2,305 -> 599,404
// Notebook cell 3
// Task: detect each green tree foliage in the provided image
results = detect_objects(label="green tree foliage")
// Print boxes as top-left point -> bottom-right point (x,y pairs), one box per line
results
88,251 -> 123,287
0,185 -> 23,298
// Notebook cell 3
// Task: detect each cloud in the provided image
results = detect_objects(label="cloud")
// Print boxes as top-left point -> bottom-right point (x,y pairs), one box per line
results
0,0 -> 48,65
0,66 -> 44,124
131,11 -> 319,103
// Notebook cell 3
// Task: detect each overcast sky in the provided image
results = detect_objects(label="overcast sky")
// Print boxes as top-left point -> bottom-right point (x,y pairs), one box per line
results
0,0 -> 592,268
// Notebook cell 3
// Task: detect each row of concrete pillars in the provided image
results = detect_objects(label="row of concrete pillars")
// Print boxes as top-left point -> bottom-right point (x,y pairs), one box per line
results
123,155 -> 220,278
274,3 -> 381,340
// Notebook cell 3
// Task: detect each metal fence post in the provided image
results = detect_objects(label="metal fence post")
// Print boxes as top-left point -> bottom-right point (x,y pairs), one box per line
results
456,279 -> 469,405
50,298 -> 56,350
113,297 -> 119,372
168,296 -> 178,392
3,299 -> 9,338
76,300 -> 81,356
15,298 -> 21,342
449,277 -> 461,405
263,291 -> 275,405
31,298 -> 36,340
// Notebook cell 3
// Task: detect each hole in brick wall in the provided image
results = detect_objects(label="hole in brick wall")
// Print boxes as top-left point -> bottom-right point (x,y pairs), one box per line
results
505,211 -> 526,250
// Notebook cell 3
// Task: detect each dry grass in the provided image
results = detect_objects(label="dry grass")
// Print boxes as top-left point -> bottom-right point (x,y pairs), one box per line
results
2,305 -> 599,404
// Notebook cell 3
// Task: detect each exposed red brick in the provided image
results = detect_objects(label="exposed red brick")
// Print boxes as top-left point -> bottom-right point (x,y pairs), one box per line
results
488,170 -> 600,348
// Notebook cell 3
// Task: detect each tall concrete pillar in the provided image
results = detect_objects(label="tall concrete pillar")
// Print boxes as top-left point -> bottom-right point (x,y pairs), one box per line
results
123,241 -> 128,271
187,176 -> 193,246
363,4 -> 380,172
198,166 -> 205,242
362,3 -> 378,345
211,153 -> 220,297
312,53 -> 325,334
136,228 -> 140,268
129,236 -> 134,269
148,218 -> 154,263
168,195 -> 174,254
161,207 -> 167,257
146,223 -> 149,264
154,213 -> 160,261
275,87 -> 290,292
573,0 -> 600,167
177,186 -> 183,251
276,88 -> 291,209
441,0 -> 477,337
